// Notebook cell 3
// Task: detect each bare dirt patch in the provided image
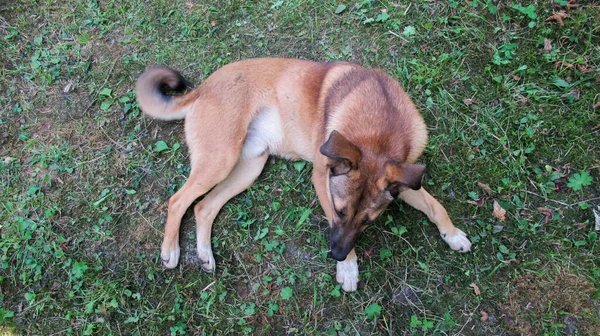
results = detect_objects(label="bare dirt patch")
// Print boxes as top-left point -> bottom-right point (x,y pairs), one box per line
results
502,271 -> 600,335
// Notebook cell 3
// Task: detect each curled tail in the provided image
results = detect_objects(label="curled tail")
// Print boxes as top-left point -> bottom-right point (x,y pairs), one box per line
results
136,66 -> 194,120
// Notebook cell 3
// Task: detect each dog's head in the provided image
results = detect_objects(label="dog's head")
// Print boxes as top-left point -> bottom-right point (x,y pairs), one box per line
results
320,130 -> 425,261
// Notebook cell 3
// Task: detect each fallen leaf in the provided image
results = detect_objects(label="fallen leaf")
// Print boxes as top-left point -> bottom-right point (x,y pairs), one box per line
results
545,11 -> 568,26
543,38 -> 552,51
466,199 -> 485,207
492,200 -> 506,222
593,101 -> 600,109
480,310 -> 489,322
470,283 -> 481,296
477,181 -> 493,196
577,64 -> 591,73
463,98 -> 473,106
568,89 -> 580,100
185,2 -> 194,9
537,207 -> 554,224
555,61 -> 575,70
210,21 -> 216,27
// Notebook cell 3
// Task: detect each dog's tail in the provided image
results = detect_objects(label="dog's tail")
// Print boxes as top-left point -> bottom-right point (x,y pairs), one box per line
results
136,66 -> 194,120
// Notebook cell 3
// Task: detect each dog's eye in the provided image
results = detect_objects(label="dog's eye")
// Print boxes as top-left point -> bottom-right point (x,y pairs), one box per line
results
335,208 -> 347,219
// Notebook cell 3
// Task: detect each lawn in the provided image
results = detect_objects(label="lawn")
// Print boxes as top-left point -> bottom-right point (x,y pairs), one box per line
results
1,0 -> 599,335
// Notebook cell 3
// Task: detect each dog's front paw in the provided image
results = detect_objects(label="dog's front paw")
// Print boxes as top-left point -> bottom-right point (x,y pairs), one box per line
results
336,258 -> 359,292
161,243 -> 181,269
441,228 -> 472,252
197,245 -> 216,273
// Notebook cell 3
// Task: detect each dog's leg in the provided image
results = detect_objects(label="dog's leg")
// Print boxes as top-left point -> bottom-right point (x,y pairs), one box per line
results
193,152 -> 269,273
336,248 -> 359,292
399,187 -> 472,252
161,159 -> 239,269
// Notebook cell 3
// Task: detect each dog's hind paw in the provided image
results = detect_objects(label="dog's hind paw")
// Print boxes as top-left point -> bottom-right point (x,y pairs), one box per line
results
336,258 -> 359,292
161,246 -> 180,269
197,246 -> 216,273
441,228 -> 472,252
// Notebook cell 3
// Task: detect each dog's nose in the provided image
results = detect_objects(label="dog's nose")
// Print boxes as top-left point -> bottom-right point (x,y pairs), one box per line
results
329,246 -> 348,261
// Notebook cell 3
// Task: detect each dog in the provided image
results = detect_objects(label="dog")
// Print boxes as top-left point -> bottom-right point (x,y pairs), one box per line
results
136,58 -> 471,292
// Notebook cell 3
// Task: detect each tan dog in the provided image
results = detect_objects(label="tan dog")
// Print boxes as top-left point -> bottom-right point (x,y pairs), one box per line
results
136,58 -> 471,292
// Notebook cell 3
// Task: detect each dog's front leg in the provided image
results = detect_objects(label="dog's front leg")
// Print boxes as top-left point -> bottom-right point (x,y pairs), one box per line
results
336,248 -> 359,292
400,187 -> 472,252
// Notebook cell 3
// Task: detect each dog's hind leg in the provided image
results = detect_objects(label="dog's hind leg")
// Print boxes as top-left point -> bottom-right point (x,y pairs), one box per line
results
160,156 -> 240,268
193,152 -> 269,273
399,187 -> 472,252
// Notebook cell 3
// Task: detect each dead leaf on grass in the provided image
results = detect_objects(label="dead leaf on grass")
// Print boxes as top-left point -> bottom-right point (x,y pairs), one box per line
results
463,98 -> 473,106
493,200 -> 506,222
537,207 -> 554,224
470,283 -> 481,296
466,199 -> 485,207
543,38 -> 552,51
480,310 -> 489,322
554,61 -> 575,70
593,101 -> 600,110
477,181 -> 492,196
545,11 -> 568,26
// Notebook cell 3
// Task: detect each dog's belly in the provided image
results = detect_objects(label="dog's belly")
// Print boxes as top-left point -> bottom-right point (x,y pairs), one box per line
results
241,108 -> 313,161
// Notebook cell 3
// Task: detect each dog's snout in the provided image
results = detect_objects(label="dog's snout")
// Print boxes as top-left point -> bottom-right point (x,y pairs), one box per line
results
329,246 -> 348,261
328,226 -> 355,261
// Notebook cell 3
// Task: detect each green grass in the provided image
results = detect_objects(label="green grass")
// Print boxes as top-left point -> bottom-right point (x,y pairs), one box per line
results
1,0 -> 599,334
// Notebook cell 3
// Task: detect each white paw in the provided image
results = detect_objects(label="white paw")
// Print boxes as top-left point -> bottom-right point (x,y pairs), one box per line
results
161,245 -> 180,269
197,245 -> 216,273
336,257 -> 359,292
441,228 -> 472,252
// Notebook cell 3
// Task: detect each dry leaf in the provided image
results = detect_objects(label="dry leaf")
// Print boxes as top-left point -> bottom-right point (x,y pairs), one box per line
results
568,89 -> 580,100
185,2 -> 194,9
470,283 -> 481,296
545,11 -> 568,26
555,61 -> 575,70
463,98 -> 473,106
537,207 -> 554,224
543,38 -> 552,51
210,21 -> 216,27
466,199 -> 485,207
480,310 -> 489,322
477,181 -> 493,196
577,64 -> 591,73
492,200 -> 506,222
593,101 -> 600,109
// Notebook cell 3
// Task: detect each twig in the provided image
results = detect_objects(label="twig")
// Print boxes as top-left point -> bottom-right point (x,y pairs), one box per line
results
454,303 -> 480,336
526,191 -> 600,207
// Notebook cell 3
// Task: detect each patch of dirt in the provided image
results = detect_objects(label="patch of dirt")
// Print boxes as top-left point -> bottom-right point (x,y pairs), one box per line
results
501,271 -> 600,335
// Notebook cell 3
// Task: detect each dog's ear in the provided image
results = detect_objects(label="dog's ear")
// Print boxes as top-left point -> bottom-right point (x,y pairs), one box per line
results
385,161 -> 426,191
320,131 -> 362,175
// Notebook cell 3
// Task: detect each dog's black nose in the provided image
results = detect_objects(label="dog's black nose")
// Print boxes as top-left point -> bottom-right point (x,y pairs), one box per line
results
329,247 -> 348,261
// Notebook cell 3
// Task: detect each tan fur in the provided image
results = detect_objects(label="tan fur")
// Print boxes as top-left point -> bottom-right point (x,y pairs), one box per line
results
136,58 -> 471,292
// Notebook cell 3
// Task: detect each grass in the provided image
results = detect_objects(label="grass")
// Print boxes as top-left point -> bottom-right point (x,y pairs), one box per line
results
1,0 -> 599,334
